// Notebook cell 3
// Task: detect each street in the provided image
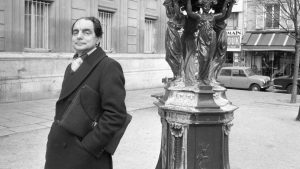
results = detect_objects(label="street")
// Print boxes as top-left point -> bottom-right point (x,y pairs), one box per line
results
0,88 -> 300,169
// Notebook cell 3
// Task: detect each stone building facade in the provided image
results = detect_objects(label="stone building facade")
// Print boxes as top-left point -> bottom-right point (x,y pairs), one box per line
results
0,0 -> 270,102
0,0 -> 172,102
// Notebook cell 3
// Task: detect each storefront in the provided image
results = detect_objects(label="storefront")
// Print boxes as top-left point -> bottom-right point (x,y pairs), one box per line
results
241,31 -> 295,77
226,30 -> 243,66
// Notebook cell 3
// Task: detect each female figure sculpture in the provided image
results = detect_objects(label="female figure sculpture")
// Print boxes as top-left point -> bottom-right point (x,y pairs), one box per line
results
209,0 -> 235,86
186,0 -> 232,85
181,12 -> 200,86
164,0 -> 185,81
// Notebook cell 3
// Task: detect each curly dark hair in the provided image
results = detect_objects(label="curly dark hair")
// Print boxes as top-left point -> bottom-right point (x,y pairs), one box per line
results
71,16 -> 103,38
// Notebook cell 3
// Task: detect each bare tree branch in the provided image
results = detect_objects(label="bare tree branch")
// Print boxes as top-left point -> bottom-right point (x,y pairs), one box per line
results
253,0 -> 300,104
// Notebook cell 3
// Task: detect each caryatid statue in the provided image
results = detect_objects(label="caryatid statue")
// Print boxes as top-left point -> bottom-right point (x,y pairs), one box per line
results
208,0 -> 235,87
163,0 -> 185,81
186,0 -> 234,86
163,0 -> 235,89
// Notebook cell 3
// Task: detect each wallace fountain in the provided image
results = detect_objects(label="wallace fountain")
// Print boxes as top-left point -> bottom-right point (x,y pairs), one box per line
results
154,0 -> 238,169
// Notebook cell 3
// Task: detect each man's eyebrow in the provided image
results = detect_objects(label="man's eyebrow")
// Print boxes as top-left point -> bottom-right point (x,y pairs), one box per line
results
72,28 -> 92,31
82,29 -> 92,32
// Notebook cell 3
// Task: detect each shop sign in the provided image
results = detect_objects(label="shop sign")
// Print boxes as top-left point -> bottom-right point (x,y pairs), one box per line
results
227,30 -> 242,52
232,0 -> 243,12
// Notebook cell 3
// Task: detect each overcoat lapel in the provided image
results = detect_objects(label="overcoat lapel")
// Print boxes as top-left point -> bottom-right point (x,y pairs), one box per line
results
58,47 -> 106,101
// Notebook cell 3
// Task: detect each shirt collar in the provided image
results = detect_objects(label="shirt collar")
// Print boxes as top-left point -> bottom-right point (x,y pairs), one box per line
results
73,47 -> 97,60
87,47 -> 97,56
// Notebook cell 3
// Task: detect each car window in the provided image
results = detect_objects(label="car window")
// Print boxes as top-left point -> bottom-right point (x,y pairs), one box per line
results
220,69 -> 231,76
232,69 -> 239,76
232,69 -> 246,77
239,70 -> 246,77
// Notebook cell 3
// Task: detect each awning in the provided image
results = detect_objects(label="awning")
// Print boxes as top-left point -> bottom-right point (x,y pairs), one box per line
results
242,32 -> 296,52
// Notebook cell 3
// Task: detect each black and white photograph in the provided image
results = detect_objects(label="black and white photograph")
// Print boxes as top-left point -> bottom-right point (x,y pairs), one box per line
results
0,0 -> 300,169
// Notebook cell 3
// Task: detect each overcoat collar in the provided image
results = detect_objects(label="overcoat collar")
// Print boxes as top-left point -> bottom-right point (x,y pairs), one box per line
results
58,47 -> 107,101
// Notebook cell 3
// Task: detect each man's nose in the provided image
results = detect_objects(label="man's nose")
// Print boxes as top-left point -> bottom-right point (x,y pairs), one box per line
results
76,31 -> 83,39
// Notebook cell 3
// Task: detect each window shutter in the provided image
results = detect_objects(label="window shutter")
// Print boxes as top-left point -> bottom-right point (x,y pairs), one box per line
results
256,7 -> 264,29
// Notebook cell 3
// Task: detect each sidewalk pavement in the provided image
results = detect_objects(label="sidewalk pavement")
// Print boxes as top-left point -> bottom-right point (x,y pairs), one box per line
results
0,88 -> 164,137
1,88 -> 300,169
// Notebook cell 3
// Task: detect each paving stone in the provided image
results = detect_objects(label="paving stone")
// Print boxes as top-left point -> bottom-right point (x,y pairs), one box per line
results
0,108 -> 23,114
28,108 -> 53,114
38,110 -> 54,115
35,115 -> 54,120
9,124 -> 47,133
0,112 -> 29,119
14,116 -> 49,124
20,111 -> 39,116
0,118 -> 10,122
0,120 -> 28,128
0,129 -> 14,136
38,121 -> 53,128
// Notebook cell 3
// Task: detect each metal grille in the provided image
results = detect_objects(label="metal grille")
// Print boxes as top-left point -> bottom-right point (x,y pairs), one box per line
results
144,19 -> 155,53
25,0 -> 50,49
99,11 -> 113,52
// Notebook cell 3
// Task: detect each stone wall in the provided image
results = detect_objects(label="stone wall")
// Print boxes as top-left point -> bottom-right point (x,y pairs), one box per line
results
0,53 -> 171,102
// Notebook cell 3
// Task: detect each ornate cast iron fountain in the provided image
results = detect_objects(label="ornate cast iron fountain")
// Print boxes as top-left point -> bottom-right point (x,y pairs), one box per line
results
154,0 -> 238,168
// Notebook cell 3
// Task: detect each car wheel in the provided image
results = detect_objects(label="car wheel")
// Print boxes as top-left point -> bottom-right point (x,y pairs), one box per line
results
250,84 -> 261,91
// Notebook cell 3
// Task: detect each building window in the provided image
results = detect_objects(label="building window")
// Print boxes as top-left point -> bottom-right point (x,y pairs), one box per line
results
144,19 -> 155,53
25,0 -> 50,50
99,11 -> 113,52
265,4 -> 280,29
226,12 -> 238,30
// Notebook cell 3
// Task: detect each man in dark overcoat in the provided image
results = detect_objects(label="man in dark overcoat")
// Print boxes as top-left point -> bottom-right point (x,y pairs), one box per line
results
44,17 -> 127,169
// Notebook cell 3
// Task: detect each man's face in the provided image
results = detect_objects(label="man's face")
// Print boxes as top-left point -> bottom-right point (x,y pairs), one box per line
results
72,19 -> 99,55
